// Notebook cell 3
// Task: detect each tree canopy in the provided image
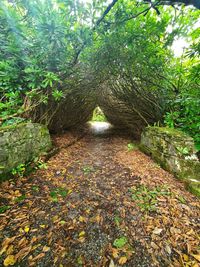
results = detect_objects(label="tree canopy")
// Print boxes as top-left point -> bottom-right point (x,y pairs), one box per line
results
0,0 -> 199,146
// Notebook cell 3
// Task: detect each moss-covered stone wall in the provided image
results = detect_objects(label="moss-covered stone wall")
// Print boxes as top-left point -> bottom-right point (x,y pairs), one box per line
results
0,123 -> 52,176
140,127 -> 200,196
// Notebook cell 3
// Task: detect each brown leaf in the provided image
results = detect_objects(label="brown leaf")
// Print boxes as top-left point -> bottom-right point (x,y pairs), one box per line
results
15,246 -> 32,261
30,253 -> 45,262
6,245 -> 14,255
112,248 -> 119,259
0,237 -> 16,256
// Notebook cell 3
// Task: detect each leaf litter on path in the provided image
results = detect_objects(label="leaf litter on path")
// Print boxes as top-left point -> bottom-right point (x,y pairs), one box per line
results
0,130 -> 199,266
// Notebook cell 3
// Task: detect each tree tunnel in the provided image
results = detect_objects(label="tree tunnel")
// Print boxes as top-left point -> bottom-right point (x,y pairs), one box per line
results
31,73 -> 164,139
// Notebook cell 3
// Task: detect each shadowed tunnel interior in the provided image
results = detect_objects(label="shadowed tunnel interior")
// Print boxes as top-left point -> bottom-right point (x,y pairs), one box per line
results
32,78 -> 164,139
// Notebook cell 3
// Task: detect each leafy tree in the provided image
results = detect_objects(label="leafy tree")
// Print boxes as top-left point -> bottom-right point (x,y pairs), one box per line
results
0,0 -> 199,144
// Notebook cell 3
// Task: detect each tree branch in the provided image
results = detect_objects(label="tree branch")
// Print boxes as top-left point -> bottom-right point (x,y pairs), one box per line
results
94,0 -> 119,29
155,0 -> 200,9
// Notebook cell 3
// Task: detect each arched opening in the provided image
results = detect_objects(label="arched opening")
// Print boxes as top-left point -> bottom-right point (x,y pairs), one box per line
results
88,106 -> 113,136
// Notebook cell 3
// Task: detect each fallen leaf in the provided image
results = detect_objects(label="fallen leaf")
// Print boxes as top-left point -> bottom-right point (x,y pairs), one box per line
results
109,259 -> 115,267
183,254 -> 189,262
165,245 -> 171,255
15,246 -> 32,261
42,246 -> 50,252
152,228 -> 163,235
192,254 -> 200,262
79,231 -> 85,237
119,256 -> 127,265
79,216 -> 86,222
151,241 -> 159,250
95,214 -> 101,224
40,225 -> 46,229
78,237 -> 85,243
59,220 -> 66,225
6,245 -> 14,255
24,226 -> 30,233
112,248 -> 119,258
0,237 -> 16,256
3,255 -> 16,266
31,253 -> 45,262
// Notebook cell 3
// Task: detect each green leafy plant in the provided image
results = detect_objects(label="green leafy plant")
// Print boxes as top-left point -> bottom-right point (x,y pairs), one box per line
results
11,164 -> 26,177
114,216 -> 122,227
82,166 -> 94,174
52,89 -> 64,101
113,236 -> 128,248
177,195 -> 186,204
131,185 -> 171,212
177,146 -> 190,155
0,205 -> 11,214
14,194 -> 26,203
127,143 -> 137,152
32,185 -> 39,192
34,159 -> 48,170
50,187 -> 68,202
164,90 -> 200,151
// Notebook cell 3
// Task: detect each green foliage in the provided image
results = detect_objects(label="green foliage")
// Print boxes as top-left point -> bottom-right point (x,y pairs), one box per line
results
1,117 -> 26,127
131,185 -> 171,212
0,0 -> 199,135
33,159 -> 48,170
14,194 -> 26,203
164,90 -> 200,150
177,146 -> 190,155
113,237 -> 128,248
0,0 -> 93,124
52,90 -> 64,102
114,216 -> 121,227
91,107 -> 107,122
32,185 -> 39,192
127,143 -> 137,152
50,187 -> 68,202
11,158 -> 48,178
0,205 -> 11,214
11,164 -> 26,177
82,166 -> 94,174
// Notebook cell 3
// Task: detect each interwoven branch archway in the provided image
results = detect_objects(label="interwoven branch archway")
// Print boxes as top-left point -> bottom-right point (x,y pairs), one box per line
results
32,73 -> 165,138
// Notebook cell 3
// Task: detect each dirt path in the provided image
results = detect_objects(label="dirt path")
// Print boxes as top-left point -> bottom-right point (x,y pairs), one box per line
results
0,123 -> 199,267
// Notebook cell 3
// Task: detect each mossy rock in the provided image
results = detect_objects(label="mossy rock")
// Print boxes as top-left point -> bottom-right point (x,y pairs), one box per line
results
186,181 -> 200,198
141,126 -> 200,197
0,123 -> 52,177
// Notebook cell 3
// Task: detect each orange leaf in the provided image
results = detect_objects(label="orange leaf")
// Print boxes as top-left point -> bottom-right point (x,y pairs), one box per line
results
119,256 -> 127,265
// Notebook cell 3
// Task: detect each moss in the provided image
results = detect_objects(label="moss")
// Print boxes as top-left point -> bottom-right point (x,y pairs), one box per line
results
40,125 -> 49,136
177,159 -> 200,181
141,126 -> 200,198
186,182 -> 200,198
0,122 -> 30,132
145,126 -> 189,138
0,123 -> 52,177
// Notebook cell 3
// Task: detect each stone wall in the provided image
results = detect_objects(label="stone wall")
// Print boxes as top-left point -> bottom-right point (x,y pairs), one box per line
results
140,127 -> 200,196
0,123 -> 52,176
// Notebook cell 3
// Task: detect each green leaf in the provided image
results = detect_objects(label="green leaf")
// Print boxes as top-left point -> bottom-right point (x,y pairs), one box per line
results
113,236 -> 128,248
0,205 -> 11,214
